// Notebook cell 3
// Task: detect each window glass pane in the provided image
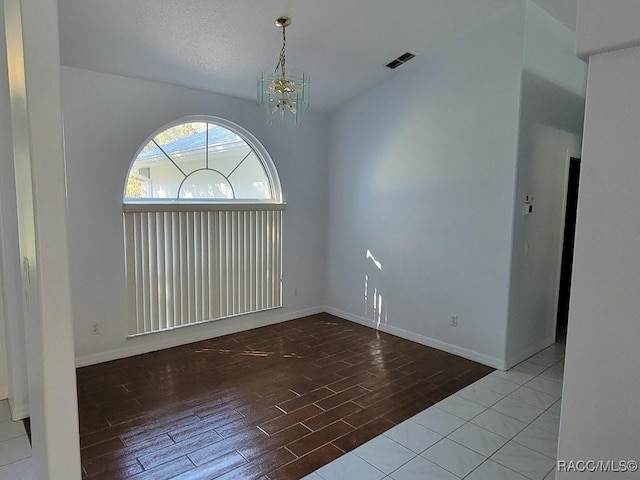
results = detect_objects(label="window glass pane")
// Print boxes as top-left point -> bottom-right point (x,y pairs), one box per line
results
210,144 -> 253,177
125,168 -> 152,199
179,170 -> 234,199
145,122 -> 208,177
228,152 -> 271,199
152,122 -> 208,149
147,163 -> 181,199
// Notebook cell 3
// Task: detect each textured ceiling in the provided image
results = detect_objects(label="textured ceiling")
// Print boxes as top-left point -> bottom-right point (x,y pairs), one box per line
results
57,0 -> 577,112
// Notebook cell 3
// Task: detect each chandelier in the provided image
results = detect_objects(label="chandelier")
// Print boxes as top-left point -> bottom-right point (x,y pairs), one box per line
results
257,16 -> 309,126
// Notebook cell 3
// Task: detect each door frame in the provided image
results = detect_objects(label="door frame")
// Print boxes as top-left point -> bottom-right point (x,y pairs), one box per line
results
551,151 -> 581,341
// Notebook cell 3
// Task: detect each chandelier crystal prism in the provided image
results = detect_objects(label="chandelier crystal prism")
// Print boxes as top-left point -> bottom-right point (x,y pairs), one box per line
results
257,16 -> 309,126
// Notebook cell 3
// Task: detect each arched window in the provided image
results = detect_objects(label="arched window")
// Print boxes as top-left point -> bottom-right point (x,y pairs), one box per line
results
123,117 -> 284,336
125,118 -> 281,202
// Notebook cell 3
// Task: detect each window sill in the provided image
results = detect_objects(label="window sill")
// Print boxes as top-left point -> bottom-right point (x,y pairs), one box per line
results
123,201 -> 286,213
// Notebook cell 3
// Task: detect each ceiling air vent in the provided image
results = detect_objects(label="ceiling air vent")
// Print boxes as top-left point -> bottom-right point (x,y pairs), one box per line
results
386,52 -> 416,69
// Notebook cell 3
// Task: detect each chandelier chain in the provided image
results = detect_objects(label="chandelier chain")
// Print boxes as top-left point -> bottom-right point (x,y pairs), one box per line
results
275,24 -> 287,77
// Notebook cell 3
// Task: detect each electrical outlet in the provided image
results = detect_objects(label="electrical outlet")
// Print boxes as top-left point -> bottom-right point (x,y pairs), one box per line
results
451,315 -> 459,328
91,323 -> 99,335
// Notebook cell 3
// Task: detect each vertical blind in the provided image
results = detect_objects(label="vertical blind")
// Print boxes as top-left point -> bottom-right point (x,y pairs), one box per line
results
123,204 -> 284,336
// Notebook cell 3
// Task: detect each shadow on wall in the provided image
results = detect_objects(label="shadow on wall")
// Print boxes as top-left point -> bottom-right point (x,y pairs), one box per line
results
363,249 -> 388,329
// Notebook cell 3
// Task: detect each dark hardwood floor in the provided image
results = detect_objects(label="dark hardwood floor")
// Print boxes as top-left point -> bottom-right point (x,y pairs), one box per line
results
77,313 -> 493,479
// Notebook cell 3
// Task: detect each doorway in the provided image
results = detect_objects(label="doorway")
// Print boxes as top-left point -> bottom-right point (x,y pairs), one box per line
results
556,156 -> 581,340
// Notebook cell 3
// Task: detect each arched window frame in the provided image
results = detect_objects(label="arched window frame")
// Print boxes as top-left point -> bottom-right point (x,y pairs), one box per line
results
123,115 -> 283,205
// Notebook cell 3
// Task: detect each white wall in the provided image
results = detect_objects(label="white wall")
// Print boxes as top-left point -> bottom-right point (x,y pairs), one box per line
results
506,71 -> 584,367
325,5 -> 526,369
505,4 -> 587,368
0,3 -> 29,418
61,67 -> 328,365
557,2 -> 640,475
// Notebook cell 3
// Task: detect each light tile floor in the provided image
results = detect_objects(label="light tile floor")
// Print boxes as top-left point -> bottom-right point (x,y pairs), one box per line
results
306,343 -> 565,480
0,400 -> 34,479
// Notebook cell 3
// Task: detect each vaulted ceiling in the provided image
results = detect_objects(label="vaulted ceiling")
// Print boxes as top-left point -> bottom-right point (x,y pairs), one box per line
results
57,0 -> 578,112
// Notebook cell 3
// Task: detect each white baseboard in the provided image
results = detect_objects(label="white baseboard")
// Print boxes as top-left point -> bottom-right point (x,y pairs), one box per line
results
324,306 -> 506,370
75,306 -> 324,368
505,334 -> 556,370
76,305 -> 510,371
